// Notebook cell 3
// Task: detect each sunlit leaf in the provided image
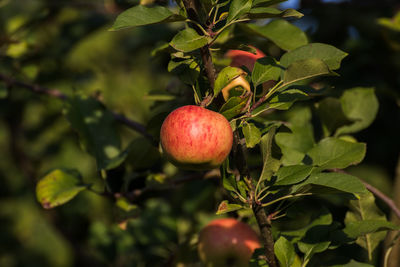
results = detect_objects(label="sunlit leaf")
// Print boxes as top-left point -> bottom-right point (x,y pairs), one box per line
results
294,172 -> 367,195
214,66 -> 246,96
242,122 -> 262,148
282,58 -> 334,86
244,20 -> 308,51
280,43 -> 348,70
274,236 -> 295,267
275,165 -> 313,185
252,56 -> 281,87
216,200 -> 244,214
111,5 -> 185,31
170,28 -> 209,52
36,169 -> 88,209
227,0 -> 252,23
307,137 -> 366,170
248,7 -> 303,19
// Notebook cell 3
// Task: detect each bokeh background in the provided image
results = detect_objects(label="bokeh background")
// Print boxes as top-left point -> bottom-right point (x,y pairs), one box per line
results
0,0 -> 399,266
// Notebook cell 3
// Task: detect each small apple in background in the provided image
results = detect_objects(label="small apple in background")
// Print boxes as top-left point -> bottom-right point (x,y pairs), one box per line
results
226,46 -> 277,95
160,105 -> 233,170
198,218 -> 261,267
225,46 -> 266,72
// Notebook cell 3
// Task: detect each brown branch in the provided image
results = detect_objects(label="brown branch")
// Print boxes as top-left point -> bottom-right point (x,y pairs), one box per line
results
0,73 -> 156,144
249,94 -> 270,113
0,73 -> 68,100
253,204 -> 278,267
332,168 -> 400,220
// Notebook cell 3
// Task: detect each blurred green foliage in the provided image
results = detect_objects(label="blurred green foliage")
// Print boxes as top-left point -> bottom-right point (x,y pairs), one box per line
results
0,0 -> 399,266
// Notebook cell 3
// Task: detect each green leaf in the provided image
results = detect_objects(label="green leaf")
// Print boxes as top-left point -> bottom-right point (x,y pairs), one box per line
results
268,88 -> 309,110
248,7 -> 303,19
298,240 -> 330,264
111,5 -> 185,31
274,236 -> 295,267
252,56 -> 281,87
344,192 -> 395,260
0,82 -> 8,98
170,28 -> 209,52
220,96 -> 247,120
168,57 -> 200,85
295,172 -> 367,195
214,66 -> 245,96
343,220 -> 399,239
221,161 -> 237,192
227,0 -> 253,23
36,169 -> 88,209
216,200 -> 244,214
244,20 -> 308,51
282,58 -> 334,86
282,205 -> 332,240
275,165 -> 313,186
335,87 -> 379,136
242,122 -> 262,148
330,260 -> 375,267
64,94 -> 128,170
252,0 -> 286,8
316,97 -> 352,137
307,137 -> 366,170
280,43 -> 348,70
259,127 -> 281,182
378,12 -> 400,32
275,106 -> 315,165
116,197 -> 139,212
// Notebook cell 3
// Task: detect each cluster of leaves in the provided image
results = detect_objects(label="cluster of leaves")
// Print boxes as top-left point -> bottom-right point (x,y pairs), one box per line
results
1,0 -> 400,266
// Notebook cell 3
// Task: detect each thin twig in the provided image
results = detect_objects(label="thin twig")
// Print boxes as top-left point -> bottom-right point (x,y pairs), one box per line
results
249,81 -> 283,114
0,72 -> 156,144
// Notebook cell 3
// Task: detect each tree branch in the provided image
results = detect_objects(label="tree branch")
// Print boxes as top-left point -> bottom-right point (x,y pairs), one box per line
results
253,204 -> 278,267
0,73 -> 156,144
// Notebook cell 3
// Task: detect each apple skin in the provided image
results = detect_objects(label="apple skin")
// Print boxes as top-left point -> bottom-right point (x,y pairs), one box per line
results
160,105 -> 233,170
198,218 -> 261,267
225,46 -> 266,71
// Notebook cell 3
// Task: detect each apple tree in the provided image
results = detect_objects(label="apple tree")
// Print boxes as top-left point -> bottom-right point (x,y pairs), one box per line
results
1,0 -> 400,266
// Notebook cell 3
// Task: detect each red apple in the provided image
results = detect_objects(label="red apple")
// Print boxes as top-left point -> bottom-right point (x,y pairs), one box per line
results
198,218 -> 261,267
225,46 -> 266,71
160,105 -> 233,170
